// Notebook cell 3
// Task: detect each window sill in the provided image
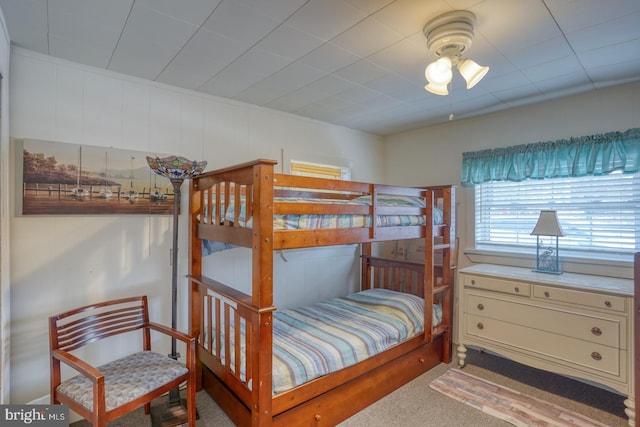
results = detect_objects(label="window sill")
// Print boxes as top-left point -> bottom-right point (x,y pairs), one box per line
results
463,247 -> 633,280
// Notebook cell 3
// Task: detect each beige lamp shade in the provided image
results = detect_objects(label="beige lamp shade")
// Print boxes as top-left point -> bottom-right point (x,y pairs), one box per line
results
424,82 -> 449,95
458,59 -> 489,89
530,210 -> 565,237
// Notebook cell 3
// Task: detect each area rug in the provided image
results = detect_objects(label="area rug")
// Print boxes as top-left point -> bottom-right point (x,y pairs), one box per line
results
429,369 -> 610,427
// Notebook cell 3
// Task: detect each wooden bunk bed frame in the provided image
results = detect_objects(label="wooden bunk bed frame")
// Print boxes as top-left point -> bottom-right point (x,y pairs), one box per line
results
188,159 -> 456,426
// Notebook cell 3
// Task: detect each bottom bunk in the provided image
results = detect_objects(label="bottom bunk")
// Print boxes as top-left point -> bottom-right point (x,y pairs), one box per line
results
188,255 -> 452,426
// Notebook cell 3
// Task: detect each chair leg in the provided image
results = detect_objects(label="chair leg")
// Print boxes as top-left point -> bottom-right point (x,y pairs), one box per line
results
187,382 -> 196,426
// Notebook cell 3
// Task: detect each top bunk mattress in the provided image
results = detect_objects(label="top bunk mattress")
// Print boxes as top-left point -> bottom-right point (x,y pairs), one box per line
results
201,194 -> 444,255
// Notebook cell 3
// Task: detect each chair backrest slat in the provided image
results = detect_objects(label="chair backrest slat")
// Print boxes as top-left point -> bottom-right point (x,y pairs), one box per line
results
51,296 -> 148,352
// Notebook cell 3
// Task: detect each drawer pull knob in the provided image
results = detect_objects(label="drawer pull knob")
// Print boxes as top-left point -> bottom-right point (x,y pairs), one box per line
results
544,291 -> 550,298
591,352 -> 602,361
604,300 -> 612,308
477,303 -> 484,311
477,322 -> 484,330
591,327 -> 602,336
471,279 -> 476,285
514,287 -> 520,293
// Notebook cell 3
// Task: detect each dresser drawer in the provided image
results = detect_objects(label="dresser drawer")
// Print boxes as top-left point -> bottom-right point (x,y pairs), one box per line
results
533,285 -> 626,313
465,293 -> 624,348
462,274 -> 530,297
465,314 -> 622,377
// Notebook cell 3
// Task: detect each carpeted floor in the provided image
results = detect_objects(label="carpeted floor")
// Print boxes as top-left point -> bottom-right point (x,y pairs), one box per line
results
71,349 -> 629,427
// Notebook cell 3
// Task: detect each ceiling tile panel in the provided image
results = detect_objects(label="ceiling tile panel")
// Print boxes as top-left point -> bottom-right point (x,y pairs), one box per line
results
473,0 -> 562,58
521,56 -> 587,83
372,0 -> 449,37
297,42 -> 363,74
135,0 -> 221,26
334,59 -> 389,85
334,85 -> 386,104
234,0 -> 309,21
249,62 -> 329,96
202,0 -> 280,45
198,48 -> 293,98
566,12 -> 640,53
545,0 -> 640,32
256,24 -> 326,61
49,34 -> 115,68
331,16 -> 404,58
285,0 -> 367,40
0,0 -> 48,52
157,28 -> 251,89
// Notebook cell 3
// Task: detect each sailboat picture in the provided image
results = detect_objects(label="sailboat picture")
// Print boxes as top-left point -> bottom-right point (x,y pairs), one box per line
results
70,146 -> 89,199
124,156 -> 139,202
20,139 -> 176,215
97,151 -> 113,199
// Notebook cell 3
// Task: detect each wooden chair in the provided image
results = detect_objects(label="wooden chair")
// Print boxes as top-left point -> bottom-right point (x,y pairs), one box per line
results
49,295 -> 196,426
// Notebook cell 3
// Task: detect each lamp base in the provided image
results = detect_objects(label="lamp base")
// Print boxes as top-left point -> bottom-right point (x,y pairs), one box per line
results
532,268 -> 563,275
150,389 -> 198,427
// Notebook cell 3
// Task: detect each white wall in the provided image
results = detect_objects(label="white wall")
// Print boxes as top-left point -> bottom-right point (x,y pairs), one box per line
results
383,82 -> 640,278
0,6 -> 12,405
8,47 -> 384,404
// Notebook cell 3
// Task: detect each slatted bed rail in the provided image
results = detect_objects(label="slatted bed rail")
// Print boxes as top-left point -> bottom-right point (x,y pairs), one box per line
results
190,159 -> 443,251
189,275 -> 268,406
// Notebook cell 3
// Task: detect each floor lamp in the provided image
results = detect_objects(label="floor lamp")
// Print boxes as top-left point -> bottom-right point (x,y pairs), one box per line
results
147,155 -> 207,427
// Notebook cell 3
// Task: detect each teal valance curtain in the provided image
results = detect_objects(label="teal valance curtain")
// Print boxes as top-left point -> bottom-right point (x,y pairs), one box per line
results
460,128 -> 640,186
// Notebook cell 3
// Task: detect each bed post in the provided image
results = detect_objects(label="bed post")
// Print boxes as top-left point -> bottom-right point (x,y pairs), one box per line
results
189,178 -> 204,390
440,186 -> 456,363
361,243 -> 372,290
424,189 -> 434,343
251,161 -> 275,426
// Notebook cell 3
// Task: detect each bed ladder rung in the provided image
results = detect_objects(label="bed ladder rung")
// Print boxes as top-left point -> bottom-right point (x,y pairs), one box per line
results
433,243 -> 450,250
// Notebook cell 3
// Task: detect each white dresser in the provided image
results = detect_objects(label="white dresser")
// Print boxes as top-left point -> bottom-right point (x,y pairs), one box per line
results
457,264 -> 635,425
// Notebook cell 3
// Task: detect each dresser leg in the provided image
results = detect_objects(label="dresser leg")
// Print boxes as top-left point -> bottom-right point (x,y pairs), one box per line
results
457,344 -> 467,368
624,397 -> 635,426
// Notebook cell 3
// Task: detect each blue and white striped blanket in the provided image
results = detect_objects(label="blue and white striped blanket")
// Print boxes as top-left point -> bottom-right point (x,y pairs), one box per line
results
212,288 -> 442,394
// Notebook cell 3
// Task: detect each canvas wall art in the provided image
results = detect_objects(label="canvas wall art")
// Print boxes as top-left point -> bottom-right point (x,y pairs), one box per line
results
19,139 -> 175,215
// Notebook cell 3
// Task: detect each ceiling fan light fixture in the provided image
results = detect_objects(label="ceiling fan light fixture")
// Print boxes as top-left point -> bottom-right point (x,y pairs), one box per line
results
424,82 -> 449,96
425,57 -> 453,85
458,59 -> 489,89
422,10 -> 488,94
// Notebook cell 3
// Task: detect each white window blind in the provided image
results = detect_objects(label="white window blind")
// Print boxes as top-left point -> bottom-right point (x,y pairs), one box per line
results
290,160 -> 351,180
475,171 -> 640,256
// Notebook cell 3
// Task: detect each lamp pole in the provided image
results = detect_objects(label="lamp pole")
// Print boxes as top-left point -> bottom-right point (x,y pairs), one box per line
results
147,156 -> 206,427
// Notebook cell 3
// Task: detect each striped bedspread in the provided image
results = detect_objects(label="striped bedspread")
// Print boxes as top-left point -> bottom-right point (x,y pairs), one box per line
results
211,288 -> 442,395
202,194 -> 444,255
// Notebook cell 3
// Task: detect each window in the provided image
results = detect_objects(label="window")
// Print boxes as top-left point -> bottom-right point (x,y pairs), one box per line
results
290,160 -> 351,180
475,171 -> 640,257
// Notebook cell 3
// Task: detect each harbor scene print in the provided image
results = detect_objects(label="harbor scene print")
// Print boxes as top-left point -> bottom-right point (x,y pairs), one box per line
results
21,139 -> 176,215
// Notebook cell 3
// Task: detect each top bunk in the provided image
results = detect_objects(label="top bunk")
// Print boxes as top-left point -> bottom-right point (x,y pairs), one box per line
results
189,158 -> 455,252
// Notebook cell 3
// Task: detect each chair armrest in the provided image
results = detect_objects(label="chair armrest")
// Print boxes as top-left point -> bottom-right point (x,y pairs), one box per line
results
147,322 -> 195,345
51,349 -> 104,384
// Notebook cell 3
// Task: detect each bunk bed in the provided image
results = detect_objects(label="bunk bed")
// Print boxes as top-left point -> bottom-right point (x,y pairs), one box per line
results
188,159 -> 456,426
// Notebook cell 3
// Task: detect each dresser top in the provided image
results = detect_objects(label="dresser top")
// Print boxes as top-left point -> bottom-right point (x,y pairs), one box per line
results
459,263 -> 633,296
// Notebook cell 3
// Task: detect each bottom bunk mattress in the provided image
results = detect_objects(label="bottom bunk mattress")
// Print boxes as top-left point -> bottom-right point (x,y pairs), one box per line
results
207,288 -> 443,394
